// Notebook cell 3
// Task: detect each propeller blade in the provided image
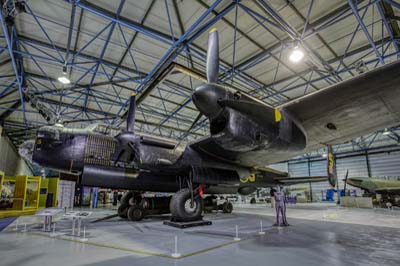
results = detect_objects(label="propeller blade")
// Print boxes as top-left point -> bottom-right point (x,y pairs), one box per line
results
127,92 -> 136,133
114,149 -> 125,166
207,28 -> 219,83
187,112 -> 203,133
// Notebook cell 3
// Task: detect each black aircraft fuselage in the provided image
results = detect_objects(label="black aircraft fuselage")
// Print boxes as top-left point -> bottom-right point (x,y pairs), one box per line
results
30,82 -> 307,195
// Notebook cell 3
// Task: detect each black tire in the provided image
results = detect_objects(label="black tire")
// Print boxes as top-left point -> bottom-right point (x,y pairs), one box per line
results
222,202 -> 233,213
127,205 -> 145,221
120,191 -> 134,205
170,188 -> 203,221
118,203 -> 129,218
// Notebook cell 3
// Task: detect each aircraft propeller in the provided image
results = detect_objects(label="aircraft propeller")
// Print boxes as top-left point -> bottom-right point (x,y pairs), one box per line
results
192,28 -> 282,131
126,92 -> 136,133
114,92 -> 139,166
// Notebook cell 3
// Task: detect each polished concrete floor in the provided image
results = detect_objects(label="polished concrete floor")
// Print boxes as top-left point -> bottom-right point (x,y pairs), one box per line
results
1,204 -> 399,266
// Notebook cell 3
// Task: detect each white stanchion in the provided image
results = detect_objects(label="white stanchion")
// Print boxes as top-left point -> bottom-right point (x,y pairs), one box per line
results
21,223 -> 27,233
50,222 -> 57,237
234,225 -> 240,241
171,235 -> 181,258
71,217 -> 76,236
77,217 -> 82,237
80,226 -> 88,242
259,220 -> 265,235
14,219 -> 19,231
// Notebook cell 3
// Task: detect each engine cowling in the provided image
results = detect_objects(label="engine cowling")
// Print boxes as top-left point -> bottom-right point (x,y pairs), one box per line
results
192,84 -> 307,153
238,186 -> 257,195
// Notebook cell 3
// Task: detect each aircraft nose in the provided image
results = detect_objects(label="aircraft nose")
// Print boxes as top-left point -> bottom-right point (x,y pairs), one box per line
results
192,84 -> 226,119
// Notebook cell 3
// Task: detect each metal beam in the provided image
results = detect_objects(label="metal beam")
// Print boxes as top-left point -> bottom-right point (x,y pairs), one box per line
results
0,11 -> 26,125
377,0 -> 400,54
68,0 -> 174,44
111,0 -> 156,79
383,0 -> 400,10
347,0 -> 384,64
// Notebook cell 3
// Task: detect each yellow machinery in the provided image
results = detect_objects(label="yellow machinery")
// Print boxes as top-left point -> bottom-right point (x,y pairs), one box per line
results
0,172 -> 59,218
38,177 -> 59,208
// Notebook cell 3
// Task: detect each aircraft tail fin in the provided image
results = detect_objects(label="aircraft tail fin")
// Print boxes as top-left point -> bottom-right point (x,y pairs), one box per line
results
327,144 -> 337,187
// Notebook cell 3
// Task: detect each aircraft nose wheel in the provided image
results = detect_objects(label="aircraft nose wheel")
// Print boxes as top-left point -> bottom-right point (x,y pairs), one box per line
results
170,188 -> 203,221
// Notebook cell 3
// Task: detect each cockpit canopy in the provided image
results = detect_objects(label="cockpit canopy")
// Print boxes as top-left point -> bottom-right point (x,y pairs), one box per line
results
37,125 -> 61,140
36,123 -> 123,139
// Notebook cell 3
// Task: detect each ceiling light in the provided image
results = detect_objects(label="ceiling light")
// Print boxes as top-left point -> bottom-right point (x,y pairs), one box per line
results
322,153 -> 327,158
289,47 -> 304,63
58,76 -> 70,84
383,128 -> 391,135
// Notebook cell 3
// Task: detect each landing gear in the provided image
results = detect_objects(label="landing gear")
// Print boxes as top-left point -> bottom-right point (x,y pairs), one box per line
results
117,203 -> 129,218
117,191 -> 133,218
170,188 -> 203,221
203,195 -> 233,213
117,191 -> 142,219
127,205 -> 145,221
118,191 -> 171,221
222,201 -> 233,213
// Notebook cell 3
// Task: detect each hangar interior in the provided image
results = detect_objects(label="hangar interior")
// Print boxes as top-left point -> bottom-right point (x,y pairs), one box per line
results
1,0 -> 400,265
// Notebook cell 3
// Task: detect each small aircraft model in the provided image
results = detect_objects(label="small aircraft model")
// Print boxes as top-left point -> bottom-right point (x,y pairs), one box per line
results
21,28 -> 400,222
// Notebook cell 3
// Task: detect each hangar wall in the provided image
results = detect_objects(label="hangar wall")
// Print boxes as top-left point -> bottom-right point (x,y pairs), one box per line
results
0,127 -> 33,176
287,149 -> 400,201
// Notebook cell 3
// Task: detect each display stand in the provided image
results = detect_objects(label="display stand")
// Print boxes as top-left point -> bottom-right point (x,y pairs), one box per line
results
163,218 -> 212,229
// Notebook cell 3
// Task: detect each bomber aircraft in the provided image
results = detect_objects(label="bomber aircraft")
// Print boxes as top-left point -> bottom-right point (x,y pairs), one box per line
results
21,28 -> 400,222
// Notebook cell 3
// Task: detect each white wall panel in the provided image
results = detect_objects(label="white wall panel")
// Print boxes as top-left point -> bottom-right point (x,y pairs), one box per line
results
369,151 -> 400,177
0,129 -> 32,176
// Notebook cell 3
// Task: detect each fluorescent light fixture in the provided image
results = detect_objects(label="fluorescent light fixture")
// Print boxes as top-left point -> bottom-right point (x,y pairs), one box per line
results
289,47 -> 304,63
58,76 -> 70,84
383,129 -> 391,135
322,153 -> 327,158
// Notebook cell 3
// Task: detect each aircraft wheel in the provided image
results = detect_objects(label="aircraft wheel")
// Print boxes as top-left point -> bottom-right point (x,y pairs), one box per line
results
127,205 -> 145,221
222,202 -> 233,213
170,188 -> 203,221
117,203 -> 129,218
120,191 -> 134,205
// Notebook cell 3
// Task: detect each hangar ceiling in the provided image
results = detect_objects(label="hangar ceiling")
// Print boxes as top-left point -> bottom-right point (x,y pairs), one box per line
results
0,0 -> 400,157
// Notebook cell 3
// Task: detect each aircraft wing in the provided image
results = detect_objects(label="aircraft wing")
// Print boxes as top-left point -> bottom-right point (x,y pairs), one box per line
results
282,60 -> 400,148
190,61 -> 400,165
189,136 -> 239,163
254,166 -> 327,186
375,187 -> 400,194
274,176 -> 327,185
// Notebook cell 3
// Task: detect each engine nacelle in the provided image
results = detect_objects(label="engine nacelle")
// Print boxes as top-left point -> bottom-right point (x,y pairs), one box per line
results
193,84 -> 307,153
81,165 -> 138,188
238,186 -> 257,195
191,167 -> 240,185
210,107 -> 307,153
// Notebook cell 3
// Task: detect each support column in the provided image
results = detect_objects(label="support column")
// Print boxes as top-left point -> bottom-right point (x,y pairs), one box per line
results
365,150 -> 372,177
